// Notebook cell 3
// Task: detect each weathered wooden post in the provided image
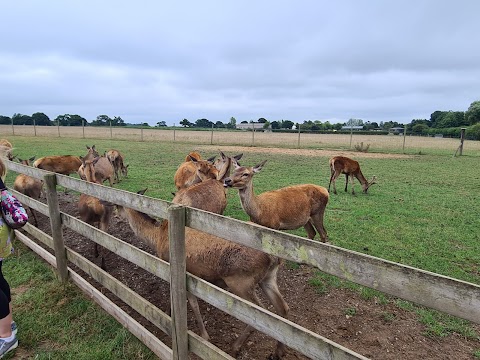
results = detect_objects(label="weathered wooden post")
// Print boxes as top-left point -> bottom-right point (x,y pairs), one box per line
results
57,120 -> 60,137
110,120 -> 113,139
173,123 -> 176,142
140,128 -> 144,142
44,173 -> 68,282
297,124 -> 301,148
252,125 -> 255,147
459,128 -> 466,156
11,117 -> 14,136
33,118 -> 37,137
210,123 -> 214,145
402,126 -> 407,153
168,204 -> 188,360
82,119 -> 85,139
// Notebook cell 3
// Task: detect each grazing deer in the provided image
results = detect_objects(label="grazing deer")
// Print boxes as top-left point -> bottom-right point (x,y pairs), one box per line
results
224,160 -> 329,242
0,139 -> 14,161
328,156 -> 376,195
13,157 -> 43,226
106,149 -> 128,183
173,152 -> 217,190
116,189 -> 289,359
172,152 -> 243,214
77,155 -> 115,186
78,158 -> 114,268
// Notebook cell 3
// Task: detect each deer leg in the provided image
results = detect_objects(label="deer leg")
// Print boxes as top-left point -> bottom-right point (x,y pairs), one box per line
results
329,171 -> 339,195
186,292 -> 210,340
303,221 -> 316,239
311,213 -> 328,243
259,265 -> 289,359
344,174 -> 349,192
29,207 -> 38,227
350,175 -> 356,195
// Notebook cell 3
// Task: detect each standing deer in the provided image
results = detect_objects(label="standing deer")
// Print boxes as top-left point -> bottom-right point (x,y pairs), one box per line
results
78,158 -> 114,268
116,189 -> 289,359
224,160 -> 329,242
13,157 -> 43,226
106,149 -> 128,182
172,151 -> 242,215
77,155 -> 115,186
0,139 -> 14,161
173,152 -> 217,190
328,156 -> 376,195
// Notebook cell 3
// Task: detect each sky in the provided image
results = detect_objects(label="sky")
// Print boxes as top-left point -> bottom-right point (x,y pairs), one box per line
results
0,1 -> 479,127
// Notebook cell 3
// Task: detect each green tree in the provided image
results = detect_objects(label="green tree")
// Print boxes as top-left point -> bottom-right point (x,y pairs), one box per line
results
346,118 -> 364,127
180,118 -> 192,127
0,116 -> 11,125
195,118 -> 213,128
257,118 -> 267,123
12,113 -> 32,125
32,112 -> 51,126
436,111 -> 465,128
263,121 -> 270,129
69,115 -> 87,126
55,114 -> 71,126
412,123 -> 429,135
467,123 -> 480,140
281,120 -> 294,129
157,121 -> 167,127
112,116 -> 126,126
465,100 -> 480,125
215,121 -> 225,128
430,111 -> 445,128
227,117 -> 236,129
91,115 -> 111,126
270,121 -> 280,129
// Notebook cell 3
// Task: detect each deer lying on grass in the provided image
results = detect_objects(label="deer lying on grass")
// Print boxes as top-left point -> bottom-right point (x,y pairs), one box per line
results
78,158 -> 114,269
173,151 -> 217,190
0,139 -> 14,161
224,160 -> 329,242
13,157 -> 43,226
328,156 -> 376,195
106,149 -> 128,183
116,189 -> 289,359
172,151 -> 243,215
77,155 -> 115,186
33,155 -> 82,175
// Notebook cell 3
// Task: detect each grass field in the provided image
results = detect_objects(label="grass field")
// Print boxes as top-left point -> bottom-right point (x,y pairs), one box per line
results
1,134 -> 479,358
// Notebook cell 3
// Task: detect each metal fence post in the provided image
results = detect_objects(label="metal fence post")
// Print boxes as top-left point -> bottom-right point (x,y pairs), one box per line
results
168,204 -> 188,360
44,173 -> 68,282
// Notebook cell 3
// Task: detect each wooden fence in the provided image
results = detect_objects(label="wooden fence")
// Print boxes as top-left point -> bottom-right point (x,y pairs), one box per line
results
6,160 -> 480,360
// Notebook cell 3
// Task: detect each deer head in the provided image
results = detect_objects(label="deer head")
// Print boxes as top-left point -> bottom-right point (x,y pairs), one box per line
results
363,176 -> 377,193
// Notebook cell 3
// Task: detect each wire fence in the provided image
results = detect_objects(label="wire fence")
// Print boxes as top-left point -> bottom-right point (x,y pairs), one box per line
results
2,124 -> 478,155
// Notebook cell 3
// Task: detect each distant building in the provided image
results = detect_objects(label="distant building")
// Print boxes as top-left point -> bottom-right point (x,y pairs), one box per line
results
236,122 -> 266,130
389,127 -> 404,135
341,125 -> 364,131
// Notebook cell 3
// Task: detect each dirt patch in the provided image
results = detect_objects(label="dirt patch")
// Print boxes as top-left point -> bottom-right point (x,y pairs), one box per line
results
24,193 -> 480,360
197,145 -> 414,159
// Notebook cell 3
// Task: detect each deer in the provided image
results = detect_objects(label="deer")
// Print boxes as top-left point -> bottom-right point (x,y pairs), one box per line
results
116,189 -> 289,359
106,149 -> 128,183
328,156 -> 376,195
172,152 -> 243,215
173,151 -> 218,190
0,139 -> 14,161
224,160 -> 329,243
78,157 -> 114,269
13,157 -> 43,226
33,155 -> 82,175
77,155 -> 115,187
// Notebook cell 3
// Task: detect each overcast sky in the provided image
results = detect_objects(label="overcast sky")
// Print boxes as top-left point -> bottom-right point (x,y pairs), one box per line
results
1,1 -> 479,126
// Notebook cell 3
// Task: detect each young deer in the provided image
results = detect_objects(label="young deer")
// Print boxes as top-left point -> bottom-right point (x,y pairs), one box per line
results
78,158 -> 114,268
116,189 -> 289,359
328,156 -> 376,195
33,155 -> 82,175
13,157 -> 43,226
106,149 -> 128,183
224,160 -> 329,242
173,152 -> 217,190
77,155 -> 115,186
172,152 -> 242,214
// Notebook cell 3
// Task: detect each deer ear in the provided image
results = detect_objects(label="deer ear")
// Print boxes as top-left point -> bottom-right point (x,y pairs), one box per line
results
29,156 -> 36,162
232,158 -> 241,169
234,153 -> 243,161
189,155 -> 198,163
137,188 -> 148,195
253,160 -> 267,173
207,156 -> 216,164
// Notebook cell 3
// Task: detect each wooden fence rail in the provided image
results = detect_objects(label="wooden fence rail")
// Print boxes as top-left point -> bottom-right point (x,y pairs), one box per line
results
6,160 -> 480,360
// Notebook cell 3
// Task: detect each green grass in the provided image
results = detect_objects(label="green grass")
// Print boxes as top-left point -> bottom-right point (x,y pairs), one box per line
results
3,242 -> 156,359
3,135 -> 480,355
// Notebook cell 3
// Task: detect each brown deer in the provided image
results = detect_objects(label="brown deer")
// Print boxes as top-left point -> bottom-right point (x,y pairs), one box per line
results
106,149 -> 128,183
173,151 -> 217,190
116,190 -> 289,359
84,145 -> 99,160
13,157 -> 43,226
33,155 -> 82,175
172,152 -> 243,214
0,139 -> 14,161
224,160 -> 329,242
328,156 -> 376,195
78,157 -> 114,268
77,155 -> 115,186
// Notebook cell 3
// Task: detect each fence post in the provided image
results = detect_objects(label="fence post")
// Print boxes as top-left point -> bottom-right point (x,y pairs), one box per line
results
297,124 -> 301,148
11,118 -> 14,136
402,126 -> 407,153
33,118 -> 37,136
140,128 -> 144,142
454,128 -> 466,157
110,120 -> 113,139
168,204 -> 188,360
210,123 -> 214,145
252,126 -> 255,146
173,124 -> 176,142
349,126 -> 353,149
44,173 -> 68,282
82,119 -> 85,139
57,120 -> 60,137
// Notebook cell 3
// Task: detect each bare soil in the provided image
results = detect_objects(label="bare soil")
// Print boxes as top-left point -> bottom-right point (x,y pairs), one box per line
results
23,190 -> 480,360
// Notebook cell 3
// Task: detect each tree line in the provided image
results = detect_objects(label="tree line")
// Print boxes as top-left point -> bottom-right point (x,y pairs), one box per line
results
1,100 -> 479,138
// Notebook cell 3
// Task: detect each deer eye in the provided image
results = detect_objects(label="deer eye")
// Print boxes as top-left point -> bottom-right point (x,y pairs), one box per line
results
242,173 -> 249,177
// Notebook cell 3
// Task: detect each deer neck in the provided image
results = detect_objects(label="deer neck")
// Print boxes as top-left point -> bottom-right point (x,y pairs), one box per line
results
355,170 -> 370,191
123,208 -> 167,253
238,180 -> 261,220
